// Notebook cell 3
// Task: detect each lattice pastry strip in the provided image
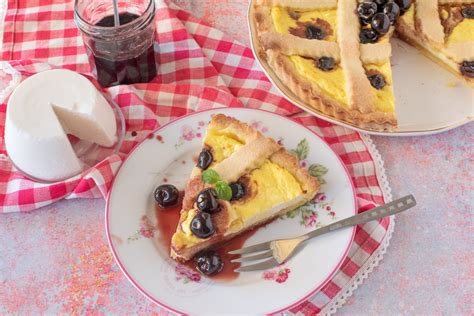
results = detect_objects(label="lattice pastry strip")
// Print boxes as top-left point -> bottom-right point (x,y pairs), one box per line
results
259,32 -> 392,64
337,0 -> 377,113
416,0 -> 446,44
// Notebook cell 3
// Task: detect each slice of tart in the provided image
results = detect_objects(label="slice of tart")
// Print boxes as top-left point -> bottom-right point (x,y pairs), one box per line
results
170,114 -> 319,262
396,1 -> 474,87
252,0 -> 400,131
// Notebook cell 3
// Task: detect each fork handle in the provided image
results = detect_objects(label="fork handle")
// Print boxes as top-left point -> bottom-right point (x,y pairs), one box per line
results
304,195 -> 416,240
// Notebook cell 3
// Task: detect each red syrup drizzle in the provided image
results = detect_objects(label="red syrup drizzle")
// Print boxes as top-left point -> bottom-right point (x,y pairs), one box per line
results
155,191 -> 258,281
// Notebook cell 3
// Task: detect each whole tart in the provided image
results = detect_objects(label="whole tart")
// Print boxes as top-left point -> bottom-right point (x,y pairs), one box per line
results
251,0 -> 474,131
170,114 -> 319,262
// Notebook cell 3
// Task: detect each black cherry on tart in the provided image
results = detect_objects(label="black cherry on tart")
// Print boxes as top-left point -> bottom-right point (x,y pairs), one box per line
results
190,212 -> 216,238
196,188 -> 220,214
357,0 -> 412,43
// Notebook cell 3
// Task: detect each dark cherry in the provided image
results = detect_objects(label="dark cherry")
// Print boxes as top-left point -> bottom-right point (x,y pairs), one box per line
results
197,149 -> 213,170
383,3 -> 400,25
196,188 -> 220,214
154,184 -> 179,207
371,13 -> 391,35
368,73 -> 386,90
374,0 -> 389,11
190,212 -> 215,238
230,182 -> 246,201
460,61 -> 474,78
317,57 -> 336,71
360,17 -> 372,26
357,2 -> 378,21
395,0 -> 412,14
305,25 -> 326,40
461,7 -> 474,19
360,28 -> 379,44
194,251 -> 223,275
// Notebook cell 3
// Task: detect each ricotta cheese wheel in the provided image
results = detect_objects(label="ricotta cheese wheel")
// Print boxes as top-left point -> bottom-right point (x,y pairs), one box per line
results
5,69 -> 117,181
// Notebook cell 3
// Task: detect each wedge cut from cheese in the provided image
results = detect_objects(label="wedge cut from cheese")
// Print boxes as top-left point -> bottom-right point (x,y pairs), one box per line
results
5,69 -> 117,181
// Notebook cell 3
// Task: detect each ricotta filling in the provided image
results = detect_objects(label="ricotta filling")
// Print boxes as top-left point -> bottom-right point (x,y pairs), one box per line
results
173,161 -> 304,248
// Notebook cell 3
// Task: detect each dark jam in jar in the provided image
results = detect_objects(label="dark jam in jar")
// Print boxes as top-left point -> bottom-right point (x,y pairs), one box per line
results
93,13 -> 157,87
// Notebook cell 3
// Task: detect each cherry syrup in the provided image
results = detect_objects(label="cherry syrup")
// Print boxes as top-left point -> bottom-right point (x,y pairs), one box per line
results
155,192 -> 258,281
93,13 -> 157,87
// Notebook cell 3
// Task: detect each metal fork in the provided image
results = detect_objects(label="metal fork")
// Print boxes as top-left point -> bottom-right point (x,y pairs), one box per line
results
229,195 -> 416,272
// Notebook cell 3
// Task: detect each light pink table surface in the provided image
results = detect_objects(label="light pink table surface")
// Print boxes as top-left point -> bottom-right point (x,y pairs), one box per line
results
1,1 -> 473,314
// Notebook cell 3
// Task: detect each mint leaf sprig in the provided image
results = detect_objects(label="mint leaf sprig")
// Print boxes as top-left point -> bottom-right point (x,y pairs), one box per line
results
215,181 -> 232,201
201,169 -> 232,201
201,169 -> 220,184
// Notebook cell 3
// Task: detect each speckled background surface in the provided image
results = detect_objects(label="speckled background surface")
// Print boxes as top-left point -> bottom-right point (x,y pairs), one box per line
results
1,0 -> 473,314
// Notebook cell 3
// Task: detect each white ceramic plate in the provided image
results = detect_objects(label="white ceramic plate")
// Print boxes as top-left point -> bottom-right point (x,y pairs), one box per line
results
247,1 -> 473,136
106,108 -> 356,314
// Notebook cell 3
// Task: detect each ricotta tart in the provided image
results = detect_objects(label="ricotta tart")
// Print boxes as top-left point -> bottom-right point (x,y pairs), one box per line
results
251,0 -> 474,131
5,69 -> 117,181
169,114 -> 320,263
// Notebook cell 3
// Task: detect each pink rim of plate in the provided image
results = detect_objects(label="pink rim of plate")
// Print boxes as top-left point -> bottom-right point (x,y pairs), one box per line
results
105,107 -> 358,315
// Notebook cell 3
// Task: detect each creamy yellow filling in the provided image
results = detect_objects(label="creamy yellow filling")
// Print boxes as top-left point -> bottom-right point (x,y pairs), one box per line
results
232,160 -> 303,224
364,62 -> 395,113
400,5 -> 415,27
204,129 -> 244,162
271,6 -> 337,41
173,161 -> 303,248
446,19 -> 474,44
289,55 -> 348,107
171,209 -> 201,249
289,56 -> 395,112
441,8 -> 450,20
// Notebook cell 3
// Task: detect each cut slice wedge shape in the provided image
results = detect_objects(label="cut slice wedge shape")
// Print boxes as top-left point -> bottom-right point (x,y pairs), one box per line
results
170,114 -> 320,262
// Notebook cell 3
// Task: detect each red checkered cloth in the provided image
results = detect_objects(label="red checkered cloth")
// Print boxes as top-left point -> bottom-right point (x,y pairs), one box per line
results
0,0 -> 393,314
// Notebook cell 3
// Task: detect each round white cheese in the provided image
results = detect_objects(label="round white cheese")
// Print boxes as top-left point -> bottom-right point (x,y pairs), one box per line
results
5,69 -> 117,181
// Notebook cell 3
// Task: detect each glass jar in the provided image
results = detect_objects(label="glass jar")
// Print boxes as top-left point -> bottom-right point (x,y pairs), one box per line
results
74,0 -> 157,87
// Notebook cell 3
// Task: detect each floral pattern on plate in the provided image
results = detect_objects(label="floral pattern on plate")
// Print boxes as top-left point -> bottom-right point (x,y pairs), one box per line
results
280,139 -> 333,228
285,192 -> 337,227
262,266 -> 291,283
175,264 -> 202,284
289,139 -> 329,185
127,215 -> 156,243
174,120 -> 206,148
249,120 -> 269,133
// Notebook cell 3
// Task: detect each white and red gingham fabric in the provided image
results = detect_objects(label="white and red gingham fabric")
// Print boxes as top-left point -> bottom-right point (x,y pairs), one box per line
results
0,0 -> 392,314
